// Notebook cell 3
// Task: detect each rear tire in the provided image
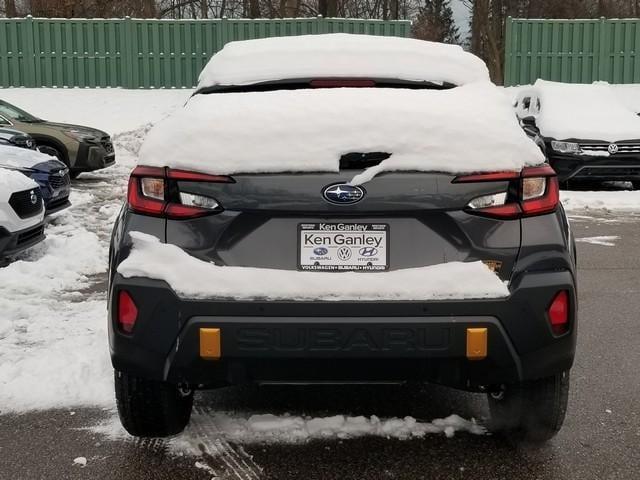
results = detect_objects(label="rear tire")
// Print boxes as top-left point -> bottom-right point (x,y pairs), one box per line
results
114,370 -> 193,437
488,371 -> 570,443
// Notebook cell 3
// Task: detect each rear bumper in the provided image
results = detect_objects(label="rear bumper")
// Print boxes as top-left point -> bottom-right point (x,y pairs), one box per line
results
550,153 -> 640,182
109,269 -> 577,391
0,223 -> 45,258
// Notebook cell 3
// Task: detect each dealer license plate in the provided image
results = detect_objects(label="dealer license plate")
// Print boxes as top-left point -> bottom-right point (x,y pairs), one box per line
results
298,223 -> 389,271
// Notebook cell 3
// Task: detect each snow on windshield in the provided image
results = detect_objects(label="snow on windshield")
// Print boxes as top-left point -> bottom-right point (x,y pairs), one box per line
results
197,34 -> 490,89
118,232 -> 510,301
139,82 -> 544,182
534,79 -> 640,141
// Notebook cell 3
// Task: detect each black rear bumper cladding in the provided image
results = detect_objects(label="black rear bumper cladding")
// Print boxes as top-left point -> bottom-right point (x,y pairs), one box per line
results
109,269 -> 577,390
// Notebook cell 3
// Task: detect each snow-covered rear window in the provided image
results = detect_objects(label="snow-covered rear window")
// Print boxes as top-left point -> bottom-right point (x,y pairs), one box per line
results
196,34 -> 490,89
139,82 -> 545,181
534,79 -> 640,142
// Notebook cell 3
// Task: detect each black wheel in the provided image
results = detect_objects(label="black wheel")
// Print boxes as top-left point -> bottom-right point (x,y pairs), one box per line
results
69,171 -> 81,179
633,181 -> 640,191
488,371 -> 570,443
114,370 -> 193,437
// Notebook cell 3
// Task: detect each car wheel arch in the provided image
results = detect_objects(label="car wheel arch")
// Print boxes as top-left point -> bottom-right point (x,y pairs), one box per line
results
31,135 -> 70,165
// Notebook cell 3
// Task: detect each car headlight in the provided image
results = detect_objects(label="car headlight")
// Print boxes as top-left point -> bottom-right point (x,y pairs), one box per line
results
551,141 -> 581,154
63,129 -> 98,142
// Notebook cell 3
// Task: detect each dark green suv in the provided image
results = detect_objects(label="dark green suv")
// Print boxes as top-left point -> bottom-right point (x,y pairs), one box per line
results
0,99 -> 115,178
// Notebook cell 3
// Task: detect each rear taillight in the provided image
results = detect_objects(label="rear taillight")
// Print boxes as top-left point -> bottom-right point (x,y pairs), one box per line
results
127,166 -> 233,219
117,290 -> 138,334
548,290 -> 570,336
454,165 -> 559,219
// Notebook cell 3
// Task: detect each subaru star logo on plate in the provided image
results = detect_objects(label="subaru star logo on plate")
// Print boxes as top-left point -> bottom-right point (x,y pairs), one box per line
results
608,143 -> 619,154
322,183 -> 365,205
313,247 -> 328,256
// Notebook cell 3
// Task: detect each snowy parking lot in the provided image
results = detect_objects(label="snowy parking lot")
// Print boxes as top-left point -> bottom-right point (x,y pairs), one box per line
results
1,88 -> 640,479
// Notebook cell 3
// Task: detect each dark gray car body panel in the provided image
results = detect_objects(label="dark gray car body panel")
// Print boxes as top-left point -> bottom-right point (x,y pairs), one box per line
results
108,168 -> 577,391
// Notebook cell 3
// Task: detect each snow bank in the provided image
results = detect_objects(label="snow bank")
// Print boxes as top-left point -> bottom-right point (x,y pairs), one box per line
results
197,34 -> 489,89
0,88 -> 192,135
0,190 -> 113,412
561,190 -> 640,211
530,80 -> 640,141
118,232 -> 509,301
91,411 -> 486,448
140,82 -> 544,182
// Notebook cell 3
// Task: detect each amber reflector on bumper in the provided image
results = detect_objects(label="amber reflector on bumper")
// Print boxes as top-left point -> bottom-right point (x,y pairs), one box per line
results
199,328 -> 221,360
466,328 -> 488,361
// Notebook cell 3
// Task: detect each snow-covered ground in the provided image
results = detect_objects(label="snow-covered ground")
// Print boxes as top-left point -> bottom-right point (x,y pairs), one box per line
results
0,87 -> 639,448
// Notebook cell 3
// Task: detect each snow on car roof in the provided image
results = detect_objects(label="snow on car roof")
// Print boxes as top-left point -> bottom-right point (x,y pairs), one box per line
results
533,79 -> 640,141
197,33 -> 490,89
139,82 -> 544,181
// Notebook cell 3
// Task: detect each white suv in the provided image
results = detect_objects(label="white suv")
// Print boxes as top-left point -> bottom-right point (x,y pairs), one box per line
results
0,168 -> 45,264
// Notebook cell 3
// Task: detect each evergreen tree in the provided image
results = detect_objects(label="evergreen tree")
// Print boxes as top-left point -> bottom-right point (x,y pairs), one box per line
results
412,0 -> 461,44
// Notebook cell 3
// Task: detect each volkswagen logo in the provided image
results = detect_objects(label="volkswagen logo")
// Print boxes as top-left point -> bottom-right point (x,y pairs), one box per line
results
322,183 -> 365,205
608,143 -> 619,154
337,247 -> 352,261
29,190 -> 38,205
359,247 -> 378,257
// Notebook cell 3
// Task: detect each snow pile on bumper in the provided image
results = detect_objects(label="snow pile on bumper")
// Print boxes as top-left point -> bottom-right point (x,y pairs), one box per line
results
117,232 -> 510,301
139,82 -> 544,183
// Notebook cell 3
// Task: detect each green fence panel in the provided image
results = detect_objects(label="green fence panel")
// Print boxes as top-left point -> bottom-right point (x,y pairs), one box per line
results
505,17 -> 640,86
0,17 -> 410,89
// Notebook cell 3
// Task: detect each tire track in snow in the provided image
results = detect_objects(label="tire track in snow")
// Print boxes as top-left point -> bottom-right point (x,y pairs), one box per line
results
189,406 -> 263,480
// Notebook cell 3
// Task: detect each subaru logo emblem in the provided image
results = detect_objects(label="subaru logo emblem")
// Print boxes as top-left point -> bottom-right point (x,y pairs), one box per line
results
29,190 -> 37,205
608,143 -> 619,154
26,139 -> 35,148
359,247 -> 378,257
313,247 -> 328,256
322,183 -> 365,205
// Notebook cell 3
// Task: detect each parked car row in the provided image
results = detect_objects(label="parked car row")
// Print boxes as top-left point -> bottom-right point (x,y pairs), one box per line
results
514,80 -> 640,189
0,99 -> 116,265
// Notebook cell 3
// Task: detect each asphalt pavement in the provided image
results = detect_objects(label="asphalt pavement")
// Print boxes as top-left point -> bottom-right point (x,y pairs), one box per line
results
1,212 -> 639,480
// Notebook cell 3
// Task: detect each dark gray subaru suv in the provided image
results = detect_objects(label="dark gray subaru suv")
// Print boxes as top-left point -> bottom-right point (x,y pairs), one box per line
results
108,35 -> 577,443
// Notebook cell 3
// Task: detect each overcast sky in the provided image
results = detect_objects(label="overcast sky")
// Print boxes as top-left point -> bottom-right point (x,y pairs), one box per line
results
450,0 -> 471,38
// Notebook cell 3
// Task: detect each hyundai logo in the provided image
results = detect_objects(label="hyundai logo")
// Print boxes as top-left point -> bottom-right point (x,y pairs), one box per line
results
359,247 -> 378,257
608,143 -> 619,154
313,247 -> 328,256
322,183 -> 365,205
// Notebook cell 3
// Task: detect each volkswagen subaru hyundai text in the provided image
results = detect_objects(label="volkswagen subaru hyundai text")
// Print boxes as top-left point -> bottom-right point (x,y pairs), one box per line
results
108,35 -> 577,442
